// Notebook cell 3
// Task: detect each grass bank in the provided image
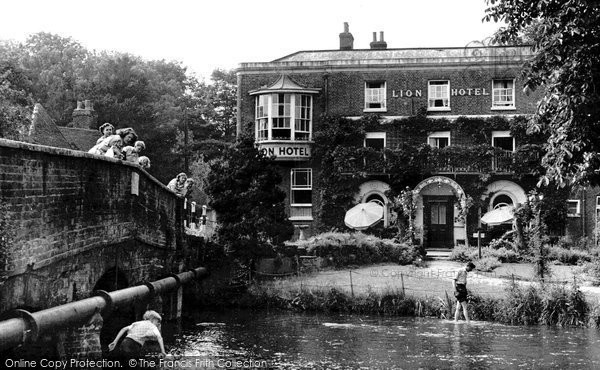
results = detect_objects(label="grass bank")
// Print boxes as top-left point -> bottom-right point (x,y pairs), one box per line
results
198,261 -> 600,328
236,279 -> 599,327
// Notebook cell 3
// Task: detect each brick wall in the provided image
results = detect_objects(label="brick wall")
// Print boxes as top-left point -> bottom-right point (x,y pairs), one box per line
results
238,67 -> 542,131
0,138 -> 185,312
237,54 -> 543,235
565,186 -> 600,240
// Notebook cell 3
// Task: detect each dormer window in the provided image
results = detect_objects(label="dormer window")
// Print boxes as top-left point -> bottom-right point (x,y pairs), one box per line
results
250,75 -> 319,142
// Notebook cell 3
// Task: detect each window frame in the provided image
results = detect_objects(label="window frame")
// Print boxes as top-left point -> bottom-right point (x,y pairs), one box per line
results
567,199 -> 581,217
491,131 -> 515,152
254,93 -> 313,142
427,131 -> 451,148
491,78 -> 516,110
427,80 -> 451,111
364,81 -> 387,112
364,132 -> 386,149
290,168 -> 313,207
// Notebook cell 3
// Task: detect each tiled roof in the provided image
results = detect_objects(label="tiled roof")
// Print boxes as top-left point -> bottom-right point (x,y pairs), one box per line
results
58,126 -> 99,152
25,104 -> 71,149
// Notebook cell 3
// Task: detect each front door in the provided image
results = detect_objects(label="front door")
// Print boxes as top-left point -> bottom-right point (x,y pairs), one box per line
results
423,196 -> 454,249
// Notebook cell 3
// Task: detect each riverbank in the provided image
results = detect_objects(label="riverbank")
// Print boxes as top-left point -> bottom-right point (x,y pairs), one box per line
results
267,260 -> 600,301
218,261 -> 600,327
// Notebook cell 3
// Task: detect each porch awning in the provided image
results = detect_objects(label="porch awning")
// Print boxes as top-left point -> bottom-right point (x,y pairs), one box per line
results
344,202 -> 384,230
481,206 -> 514,226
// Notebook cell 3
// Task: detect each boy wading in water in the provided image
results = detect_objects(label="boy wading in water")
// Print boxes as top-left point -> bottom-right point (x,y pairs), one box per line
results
453,262 -> 476,323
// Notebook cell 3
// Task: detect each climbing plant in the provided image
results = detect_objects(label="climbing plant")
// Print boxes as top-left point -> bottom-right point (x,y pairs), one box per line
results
313,114 -> 549,232
0,203 -> 14,284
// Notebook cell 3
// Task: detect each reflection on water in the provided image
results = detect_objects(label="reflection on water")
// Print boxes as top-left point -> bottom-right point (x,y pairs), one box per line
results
162,310 -> 600,369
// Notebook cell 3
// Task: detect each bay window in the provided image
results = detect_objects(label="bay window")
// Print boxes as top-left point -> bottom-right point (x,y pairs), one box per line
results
254,93 -> 313,141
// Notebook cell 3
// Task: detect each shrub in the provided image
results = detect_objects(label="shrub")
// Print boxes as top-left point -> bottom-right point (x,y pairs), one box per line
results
539,284 -> 588,326
449,245 -> 472,262
547,245 -> 592,265
492,247 -> 520,263
449,246 -> 519,264
579,259 -> 600,286
475,256 -> 501,272
497,282 -> 543,325
299,232 -> 420,267
488,237 -> 517,250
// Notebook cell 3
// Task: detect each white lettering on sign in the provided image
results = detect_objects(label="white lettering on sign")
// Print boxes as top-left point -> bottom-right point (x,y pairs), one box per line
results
451,88 -> 490,96
392,88 -> 489,98
260,145 -> 311,158
392,90 -> 423,98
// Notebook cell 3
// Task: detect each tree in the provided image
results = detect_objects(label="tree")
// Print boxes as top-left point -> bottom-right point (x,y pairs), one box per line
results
205,132 -> 294,261
19,32 -> 89,125
484,0 -> 600,187
0,44 -> 34,140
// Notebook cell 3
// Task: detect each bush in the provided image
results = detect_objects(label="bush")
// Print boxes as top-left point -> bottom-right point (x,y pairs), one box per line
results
449,245 -> 472,262
449,245 -> 519,264
475,256 -> 501,272
547,245 -> 592,265
297,232 -> 420,267
579,259 -> 600,286
488,237 -> 517,250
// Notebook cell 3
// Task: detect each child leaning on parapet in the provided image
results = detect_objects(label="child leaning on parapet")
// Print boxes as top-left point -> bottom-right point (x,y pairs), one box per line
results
108,310 -> 167,359
104,135 -> 124,160
123,140 -> 145,163
167,173 -> 187,196
138,156 -> 151,170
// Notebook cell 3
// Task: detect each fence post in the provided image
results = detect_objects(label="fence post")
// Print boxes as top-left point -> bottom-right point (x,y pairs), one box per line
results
401,273 -> 405,297
349,270 -> 354,298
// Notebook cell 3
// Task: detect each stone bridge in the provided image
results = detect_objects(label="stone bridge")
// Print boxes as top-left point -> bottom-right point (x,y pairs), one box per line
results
0,138 -> 190,315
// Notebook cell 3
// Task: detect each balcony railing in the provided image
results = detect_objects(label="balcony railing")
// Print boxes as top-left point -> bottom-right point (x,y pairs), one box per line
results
338,145 -> 541,175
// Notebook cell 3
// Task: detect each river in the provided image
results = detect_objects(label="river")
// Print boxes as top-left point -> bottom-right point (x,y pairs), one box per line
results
158,309 -> 600,369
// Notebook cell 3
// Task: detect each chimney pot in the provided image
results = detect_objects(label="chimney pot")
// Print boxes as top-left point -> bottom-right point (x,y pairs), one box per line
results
370,30 -> 388,50
84,100 -> 94,110
71,99 -> 98,129
339,22 -> 354,50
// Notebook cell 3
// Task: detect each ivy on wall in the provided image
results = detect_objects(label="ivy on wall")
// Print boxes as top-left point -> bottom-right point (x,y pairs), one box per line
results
313,114 -> 548,232
0,203 -> 14,284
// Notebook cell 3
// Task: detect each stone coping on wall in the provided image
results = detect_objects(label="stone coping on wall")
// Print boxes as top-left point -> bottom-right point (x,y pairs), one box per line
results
0,138 -> 173,195
239,46 -> 533,72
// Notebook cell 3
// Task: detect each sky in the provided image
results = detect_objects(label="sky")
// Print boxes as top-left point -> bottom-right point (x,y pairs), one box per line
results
0,0 -> 503,81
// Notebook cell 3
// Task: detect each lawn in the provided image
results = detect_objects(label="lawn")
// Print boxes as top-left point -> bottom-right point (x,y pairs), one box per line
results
262,260 -> 600,301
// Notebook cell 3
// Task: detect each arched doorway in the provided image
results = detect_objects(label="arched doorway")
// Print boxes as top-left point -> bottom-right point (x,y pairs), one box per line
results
414,176 -> 467,249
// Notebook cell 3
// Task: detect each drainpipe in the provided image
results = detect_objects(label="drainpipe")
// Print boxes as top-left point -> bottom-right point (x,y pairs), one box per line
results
0,267 -> 208,351
582,187 -> 587,237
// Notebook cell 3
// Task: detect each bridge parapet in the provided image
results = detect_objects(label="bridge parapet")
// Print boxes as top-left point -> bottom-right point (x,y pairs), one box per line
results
0,138 -> 185,303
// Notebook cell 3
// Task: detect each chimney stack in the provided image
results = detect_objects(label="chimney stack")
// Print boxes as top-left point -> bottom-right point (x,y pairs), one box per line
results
71,99 -> 98,129
370,31 -> 388,50
339,22 -> 354,50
